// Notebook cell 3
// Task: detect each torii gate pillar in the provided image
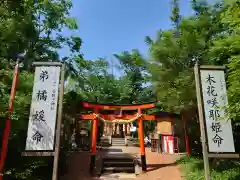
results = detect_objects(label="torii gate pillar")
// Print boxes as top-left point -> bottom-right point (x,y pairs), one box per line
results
137,108 -> 146,171
90,108 -> 98,173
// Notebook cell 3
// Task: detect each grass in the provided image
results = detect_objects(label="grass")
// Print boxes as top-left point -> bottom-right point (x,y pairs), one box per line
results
176,156 -> 240,180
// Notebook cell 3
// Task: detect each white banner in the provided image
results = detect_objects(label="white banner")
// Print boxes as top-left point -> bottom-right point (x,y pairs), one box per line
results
25,66 -> 60,151
200,69 -> 235,153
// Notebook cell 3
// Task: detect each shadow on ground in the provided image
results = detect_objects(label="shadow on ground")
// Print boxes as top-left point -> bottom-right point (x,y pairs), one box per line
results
60,152 -> 101,180
146,162 -> 177,172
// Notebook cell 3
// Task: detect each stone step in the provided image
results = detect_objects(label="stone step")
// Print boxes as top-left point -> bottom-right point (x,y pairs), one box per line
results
103,161 -> 133,164
103,161 -> 134,167
103,158 -> 134,163
112,140 -> 125,142
102,156 -> 134,164
112,142 -> 126,145
111,144 -> 126,146
101,137 -> 137,147
112,142 -> 125,144
103,154 -> 135,162
112,139 -> 125,141
103,152 -> 134,157
112,141 -> 125,143
103,166 -> 135,173
101,152 -> 136,175
112,140 -> 125,143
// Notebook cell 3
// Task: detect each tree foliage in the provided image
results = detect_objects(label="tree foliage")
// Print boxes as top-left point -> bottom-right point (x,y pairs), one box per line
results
209,0 -> 240,121
1,0 -> 240,179
0,0 -> 82,179
147,0 -> 225,115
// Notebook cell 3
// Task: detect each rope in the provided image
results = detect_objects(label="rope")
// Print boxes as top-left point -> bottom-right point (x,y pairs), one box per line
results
93,113 -> 142,124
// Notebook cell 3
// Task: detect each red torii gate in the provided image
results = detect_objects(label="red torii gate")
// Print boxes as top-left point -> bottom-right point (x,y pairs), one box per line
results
80,102 -> 156,172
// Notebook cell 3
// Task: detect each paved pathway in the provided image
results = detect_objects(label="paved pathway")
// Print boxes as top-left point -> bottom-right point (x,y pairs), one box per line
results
60,151 -> 98,180
106,146 -> 182,180
60,147 -> 182,180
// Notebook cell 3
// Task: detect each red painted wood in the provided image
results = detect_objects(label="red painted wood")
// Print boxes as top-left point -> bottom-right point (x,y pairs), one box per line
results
82,102 -> 155,110
79,114 -> 156,121
0,62 -> 19,179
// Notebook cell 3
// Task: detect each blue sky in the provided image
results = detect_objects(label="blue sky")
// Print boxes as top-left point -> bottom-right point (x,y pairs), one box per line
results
60,0 -> 196,62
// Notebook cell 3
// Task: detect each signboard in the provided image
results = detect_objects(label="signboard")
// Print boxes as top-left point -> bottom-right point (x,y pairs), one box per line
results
200,69 -> 235,153
157,118 -> 173,135
25,66 -> 60,151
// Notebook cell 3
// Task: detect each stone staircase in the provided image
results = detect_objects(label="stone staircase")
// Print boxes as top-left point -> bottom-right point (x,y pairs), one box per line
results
111,138 -> 126,146
100,136 -> 136,147
101,153 -> 135,174
100,136 -> 111,147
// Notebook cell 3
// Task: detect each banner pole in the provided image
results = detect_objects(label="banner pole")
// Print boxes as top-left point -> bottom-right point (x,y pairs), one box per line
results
52,63 -> 65,180
0,60 -> 20,180
194,64 -> 210,180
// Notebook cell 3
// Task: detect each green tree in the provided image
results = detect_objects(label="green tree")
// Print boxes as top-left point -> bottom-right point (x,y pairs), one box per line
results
114,50 -> 153,104
147,0 -> 224,115
209,0 -> 240,122
0,0 -> 83,179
